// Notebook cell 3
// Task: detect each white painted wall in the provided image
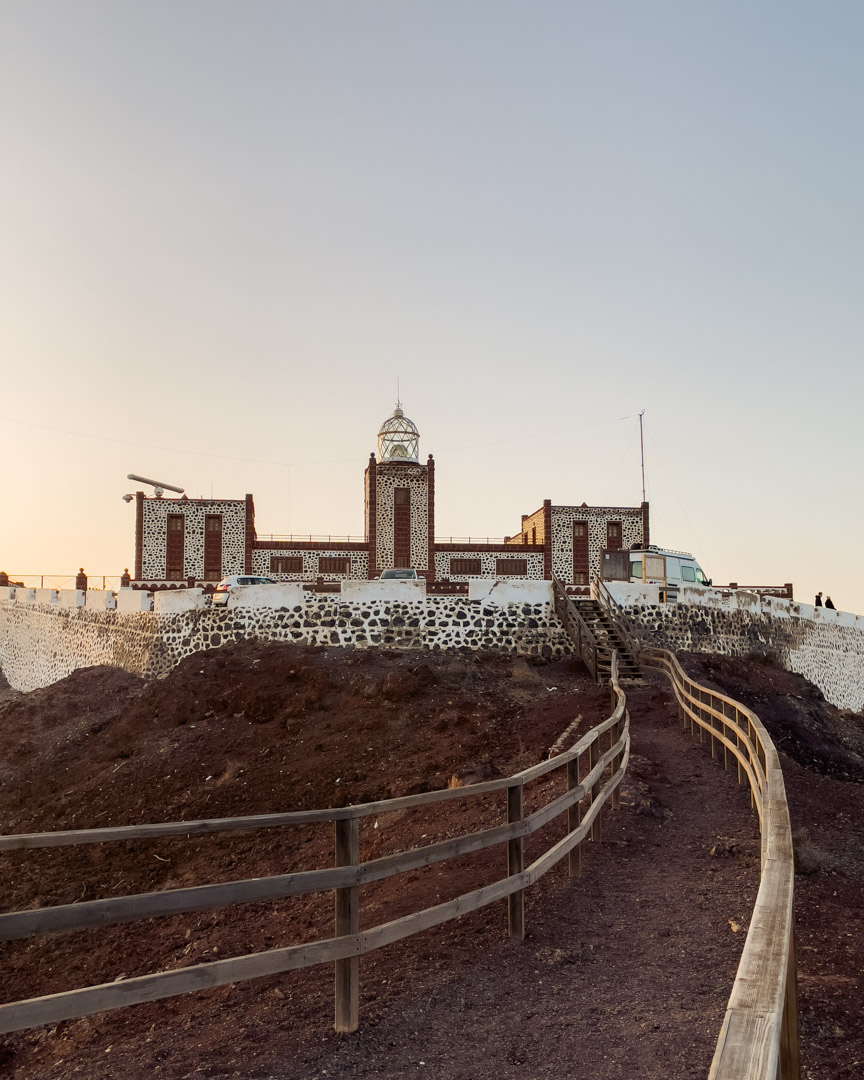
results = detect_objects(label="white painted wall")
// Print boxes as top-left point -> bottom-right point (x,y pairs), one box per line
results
154,589 -> 206,613
672,586 -> 864,629
602,581 -> 663,607
59,590 -> 86,608
117,590 -> 154,612
227,582 -> 305,609
468,579 -> 553,605
86,590 -> 117,610
341,579 -> 427,603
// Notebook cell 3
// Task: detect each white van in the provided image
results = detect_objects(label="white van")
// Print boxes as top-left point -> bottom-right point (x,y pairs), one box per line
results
629,546 -> 710,596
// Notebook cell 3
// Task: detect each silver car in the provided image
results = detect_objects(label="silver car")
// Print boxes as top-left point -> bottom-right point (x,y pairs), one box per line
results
211,575 -> 276,606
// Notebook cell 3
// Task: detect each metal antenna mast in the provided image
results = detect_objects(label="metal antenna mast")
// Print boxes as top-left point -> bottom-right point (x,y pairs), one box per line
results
639,410 -> 647,503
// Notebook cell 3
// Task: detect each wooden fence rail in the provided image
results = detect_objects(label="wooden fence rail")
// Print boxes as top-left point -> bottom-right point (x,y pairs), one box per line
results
640,646 -> 799,1080
551,572 -> 601,681
0,657 -> 630,1036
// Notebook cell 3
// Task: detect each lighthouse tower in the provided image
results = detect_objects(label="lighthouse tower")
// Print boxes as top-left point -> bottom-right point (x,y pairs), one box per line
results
364,404 -> 434,578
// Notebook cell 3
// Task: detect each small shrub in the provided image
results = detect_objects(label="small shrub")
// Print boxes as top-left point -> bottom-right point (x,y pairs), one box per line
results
792,827 -> 829,875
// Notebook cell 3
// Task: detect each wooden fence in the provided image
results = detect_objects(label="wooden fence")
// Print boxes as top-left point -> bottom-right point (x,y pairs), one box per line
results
551,573 -> 601,681
640,646 -> 800,1080
0,658 -> 629,1036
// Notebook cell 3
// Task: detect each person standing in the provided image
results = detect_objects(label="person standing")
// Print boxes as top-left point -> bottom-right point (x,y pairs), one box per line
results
825,596 -> 836,610
815,592 -> 823,607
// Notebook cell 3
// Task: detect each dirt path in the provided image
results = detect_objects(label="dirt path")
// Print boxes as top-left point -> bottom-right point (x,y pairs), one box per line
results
260,687 -> 760,1080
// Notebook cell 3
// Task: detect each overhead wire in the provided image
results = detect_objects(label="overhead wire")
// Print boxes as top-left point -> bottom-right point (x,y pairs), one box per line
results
604,415 -> 639,504
0,411 -> 638,470
645,426 -> 706,557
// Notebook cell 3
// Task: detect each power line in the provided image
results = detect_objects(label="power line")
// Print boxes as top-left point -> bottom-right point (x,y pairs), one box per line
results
1,411 -> 638,468
0,414 -> 356,469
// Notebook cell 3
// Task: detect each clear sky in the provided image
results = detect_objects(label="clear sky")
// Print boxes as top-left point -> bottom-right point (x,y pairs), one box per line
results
2,2 -> 862,609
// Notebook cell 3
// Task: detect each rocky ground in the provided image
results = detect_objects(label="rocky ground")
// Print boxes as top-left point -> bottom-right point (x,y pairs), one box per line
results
0,644 -> 860,1079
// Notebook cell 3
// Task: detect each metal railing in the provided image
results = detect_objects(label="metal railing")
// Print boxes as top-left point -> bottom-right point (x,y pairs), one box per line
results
6,575 -> 123,591
725,583 -> 795,600
250,536 -> 545,548
255,535 -> 368,545
434,537 -> 543,547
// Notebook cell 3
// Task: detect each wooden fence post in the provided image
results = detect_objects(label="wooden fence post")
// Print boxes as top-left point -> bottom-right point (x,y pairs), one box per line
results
722,700 -> 731,773
589,737 -> 602,842
609,717 -> 622,812
748,719 -> 757,810
334,817 -> 359,1033
507,783 -> 525,939
708,692 -> 718,761
735,710 -> 745,787
567,756 -> 582,878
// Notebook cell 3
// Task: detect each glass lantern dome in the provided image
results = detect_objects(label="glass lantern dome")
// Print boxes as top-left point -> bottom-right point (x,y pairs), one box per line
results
378,405 -> 420,463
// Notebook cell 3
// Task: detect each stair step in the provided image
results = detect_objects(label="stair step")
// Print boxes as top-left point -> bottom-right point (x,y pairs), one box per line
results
560,592 -> 642,684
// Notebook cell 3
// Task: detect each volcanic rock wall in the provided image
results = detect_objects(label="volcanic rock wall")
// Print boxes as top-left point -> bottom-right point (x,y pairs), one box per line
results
0,599 -> 159,691
610,584 -> 864,711
0,591 -> 572,692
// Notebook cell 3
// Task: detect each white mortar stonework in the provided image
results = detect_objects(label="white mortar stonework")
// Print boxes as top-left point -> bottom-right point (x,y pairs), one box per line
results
434,551 -> 545,582
0,593 -> 572,691
620,590 -> 864,711
252,549 -> 369,581
550,506 -> 645,582
0,601 -> 159,692
9,585 -> 864,708
373,465 -> 429,570
141,499 -> 247,580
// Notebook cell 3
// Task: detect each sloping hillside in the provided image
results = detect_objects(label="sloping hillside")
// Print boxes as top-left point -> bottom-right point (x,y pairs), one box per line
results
0,645 -> 860,1079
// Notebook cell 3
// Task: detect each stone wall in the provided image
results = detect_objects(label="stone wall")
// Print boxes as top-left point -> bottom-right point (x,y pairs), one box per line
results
373,462 -> 430,571
252,548 -> 370,581
0,599 -> 160,691
141,497 -> 247,580
433,550 -> 545,582
550,505 -> 645,582
0,588 -> 573,693
613,583 -> 864,711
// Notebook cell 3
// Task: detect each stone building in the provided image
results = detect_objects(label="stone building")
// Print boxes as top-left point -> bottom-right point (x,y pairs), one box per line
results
132,405 -> 649,590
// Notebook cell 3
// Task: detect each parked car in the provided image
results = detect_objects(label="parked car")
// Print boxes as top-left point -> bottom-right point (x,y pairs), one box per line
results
211,575 -> 276,606
379,568 -> 419,580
